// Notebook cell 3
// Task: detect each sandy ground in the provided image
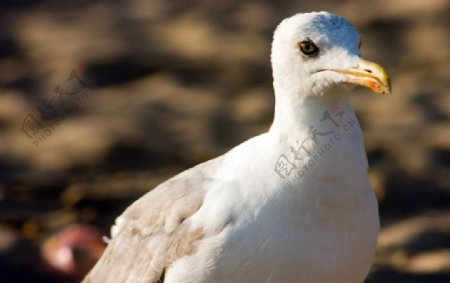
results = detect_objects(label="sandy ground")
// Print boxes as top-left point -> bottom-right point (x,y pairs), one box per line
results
0,0 -> 449,282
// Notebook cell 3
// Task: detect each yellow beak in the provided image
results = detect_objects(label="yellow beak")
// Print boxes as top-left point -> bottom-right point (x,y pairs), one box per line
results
326,58 -> 391,95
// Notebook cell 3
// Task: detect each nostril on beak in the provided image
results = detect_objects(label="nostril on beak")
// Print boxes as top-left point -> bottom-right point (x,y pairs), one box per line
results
364,69 -> 372,74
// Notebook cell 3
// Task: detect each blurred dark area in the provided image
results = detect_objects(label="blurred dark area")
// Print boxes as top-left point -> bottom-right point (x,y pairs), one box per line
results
0,0 -> 449,282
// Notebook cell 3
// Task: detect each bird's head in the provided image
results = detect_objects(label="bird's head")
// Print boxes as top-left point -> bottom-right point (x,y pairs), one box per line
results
271,12 -> 391,98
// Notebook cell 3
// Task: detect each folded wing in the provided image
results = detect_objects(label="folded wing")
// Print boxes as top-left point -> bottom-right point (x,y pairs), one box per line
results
82,157 -> 223,283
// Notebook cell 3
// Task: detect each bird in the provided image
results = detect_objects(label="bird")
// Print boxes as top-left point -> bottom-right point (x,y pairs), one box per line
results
83,11 -> 390,283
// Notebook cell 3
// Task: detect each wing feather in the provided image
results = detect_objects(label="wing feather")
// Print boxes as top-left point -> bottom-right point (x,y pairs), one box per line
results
83,157 -> 223,283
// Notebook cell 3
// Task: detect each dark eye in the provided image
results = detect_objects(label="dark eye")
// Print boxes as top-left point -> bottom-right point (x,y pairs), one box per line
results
298,40 -> 319,56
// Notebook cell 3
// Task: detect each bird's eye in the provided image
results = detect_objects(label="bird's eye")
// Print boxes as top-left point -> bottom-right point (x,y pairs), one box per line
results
298,40 -> 319,56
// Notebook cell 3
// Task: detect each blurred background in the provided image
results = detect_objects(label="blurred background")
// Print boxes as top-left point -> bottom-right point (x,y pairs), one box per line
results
0,0 -> 449,282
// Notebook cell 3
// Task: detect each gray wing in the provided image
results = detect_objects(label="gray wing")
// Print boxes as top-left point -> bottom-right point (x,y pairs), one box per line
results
82,157 -> 223,283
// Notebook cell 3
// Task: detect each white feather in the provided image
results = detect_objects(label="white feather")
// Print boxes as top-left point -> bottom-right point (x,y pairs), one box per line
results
84,11 -> 380,283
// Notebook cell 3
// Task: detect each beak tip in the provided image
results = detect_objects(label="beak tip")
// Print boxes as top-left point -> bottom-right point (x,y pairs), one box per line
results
382,79 -> 392,95
365,60 -> 391,95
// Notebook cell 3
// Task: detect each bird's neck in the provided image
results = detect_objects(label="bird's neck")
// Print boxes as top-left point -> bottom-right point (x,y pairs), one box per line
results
268,88 -> 369,197
270,88 -> 355,138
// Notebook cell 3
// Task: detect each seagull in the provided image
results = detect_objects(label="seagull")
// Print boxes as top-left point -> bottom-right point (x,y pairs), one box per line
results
83,11 -> 390,283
